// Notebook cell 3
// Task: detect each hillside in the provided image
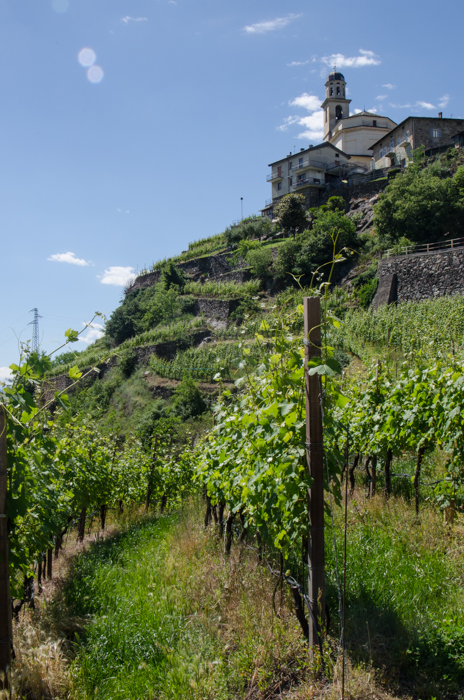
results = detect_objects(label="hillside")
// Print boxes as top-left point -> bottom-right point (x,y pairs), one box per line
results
4,147 -> 464,699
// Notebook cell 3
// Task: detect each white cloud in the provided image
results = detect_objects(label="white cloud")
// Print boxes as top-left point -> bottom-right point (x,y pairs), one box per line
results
100,266 -> 135,287
287,60 -> 310,67
438,95 -> 450,109
244,13 -> 302,34
416,101 -> 436,110
295,112 -> 324,141
321,49 -> 380,69
280,92 -> 324,141
368,108 -> 378,113
121,16 -> 148,24
390,103 -> 411,109
0,367 -> 13,384
376,95 -> 388,101
47,252 -> 90,266
383,83 -> 396,90
78,322 -> 105,345
289,93 -> 321,112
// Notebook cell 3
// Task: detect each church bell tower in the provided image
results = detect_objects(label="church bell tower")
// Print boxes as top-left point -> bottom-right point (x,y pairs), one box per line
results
321,71 -> 351,140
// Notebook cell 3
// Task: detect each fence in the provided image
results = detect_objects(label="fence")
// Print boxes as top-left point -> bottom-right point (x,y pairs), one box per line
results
382,236 -> 464,259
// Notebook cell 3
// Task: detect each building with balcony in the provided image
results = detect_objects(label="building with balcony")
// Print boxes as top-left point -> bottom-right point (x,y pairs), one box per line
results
369,115 -> 464,169
262,142 -> 363,218
322,71 -> 396,167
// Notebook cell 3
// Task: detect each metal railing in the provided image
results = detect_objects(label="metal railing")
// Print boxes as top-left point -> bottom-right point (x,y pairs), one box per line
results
266,171 -> 283,181
264,198 -> 273,206
292,158 -> 326,171
292,177 -> 323,189
382,236 -> 464,259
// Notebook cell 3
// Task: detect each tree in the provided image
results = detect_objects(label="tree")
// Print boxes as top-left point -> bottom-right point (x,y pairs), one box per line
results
273,193 -> 308,239
374,161 -> 464,246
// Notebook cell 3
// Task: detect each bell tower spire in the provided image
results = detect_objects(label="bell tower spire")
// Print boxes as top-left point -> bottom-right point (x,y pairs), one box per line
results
320,70 -> 351,140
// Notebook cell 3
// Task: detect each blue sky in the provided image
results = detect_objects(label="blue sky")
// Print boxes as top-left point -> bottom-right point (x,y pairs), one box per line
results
0,0 -> 462,376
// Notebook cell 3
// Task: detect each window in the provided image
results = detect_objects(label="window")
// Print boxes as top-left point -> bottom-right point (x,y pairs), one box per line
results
277,166 -> 282,177
397,137 -> 401,146
289,161 -> 293,170
289,177 -> 293,187
277,182 -> 282,191
330,87 -> 333,96
390,138 -> 394,150
299,157 -> 303,167
373,120 -> 377,127
337,86 -> 341,95
405,130 -> 409,139
335,105 -> 343,121
380,148 -> 384,158
432,128 -> 441,138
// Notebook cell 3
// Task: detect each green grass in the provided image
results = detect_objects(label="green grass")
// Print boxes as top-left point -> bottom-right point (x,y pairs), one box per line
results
325,491 -> 464,697
65,508 -> 308,700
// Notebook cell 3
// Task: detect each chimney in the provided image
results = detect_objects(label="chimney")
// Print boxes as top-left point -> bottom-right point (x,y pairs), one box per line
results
438,112 -> 443,118
300,147 -> 305,151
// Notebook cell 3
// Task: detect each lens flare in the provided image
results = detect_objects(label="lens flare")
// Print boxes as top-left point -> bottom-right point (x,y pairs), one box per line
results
52,0 -> 69,12
78,48 -> 96,68
87,66 -> 104,84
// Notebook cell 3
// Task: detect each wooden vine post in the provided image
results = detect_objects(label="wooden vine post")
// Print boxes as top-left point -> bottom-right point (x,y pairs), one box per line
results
303,297 -> 325,654
0,406 -> 12,691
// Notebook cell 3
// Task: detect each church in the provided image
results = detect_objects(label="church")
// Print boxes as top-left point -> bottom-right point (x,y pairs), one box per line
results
262,70 -> 463,217
321,70 -> 396,167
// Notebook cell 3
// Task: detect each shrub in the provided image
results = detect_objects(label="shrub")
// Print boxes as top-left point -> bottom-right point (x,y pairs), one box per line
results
246,247 -> 272,278
274,210 -> 357,283
171,377 -> 207,420
119,349 -> 138,378
358,278 -> 379,308
161,261 -> 186,292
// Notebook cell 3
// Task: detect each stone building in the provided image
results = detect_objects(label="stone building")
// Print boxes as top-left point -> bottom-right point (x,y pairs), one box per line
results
322,71 -> 396,167
370,115 -> 464,168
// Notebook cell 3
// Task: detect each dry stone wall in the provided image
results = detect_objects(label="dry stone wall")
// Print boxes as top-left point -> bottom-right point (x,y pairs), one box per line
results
374,247 -> 464,304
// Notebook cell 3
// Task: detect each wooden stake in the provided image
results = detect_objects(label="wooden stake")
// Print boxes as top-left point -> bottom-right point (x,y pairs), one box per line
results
303,297 -> 325,654
0,406 -> 12,692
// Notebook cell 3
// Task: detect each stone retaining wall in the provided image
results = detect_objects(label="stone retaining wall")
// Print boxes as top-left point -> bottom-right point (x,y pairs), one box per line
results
374,247 -> 464,304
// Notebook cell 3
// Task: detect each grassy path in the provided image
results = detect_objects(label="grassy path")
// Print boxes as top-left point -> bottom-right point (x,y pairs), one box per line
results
64,510 -> 306,700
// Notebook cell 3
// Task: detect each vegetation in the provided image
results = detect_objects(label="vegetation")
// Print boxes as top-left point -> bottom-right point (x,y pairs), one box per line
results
273,193 -> 308,238
8,150 -> 464,699
183,279 -> 261,298
374,153 -> 464,246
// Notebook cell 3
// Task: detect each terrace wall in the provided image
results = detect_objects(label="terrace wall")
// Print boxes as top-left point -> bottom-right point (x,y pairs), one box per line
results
373,247 -> 464,305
